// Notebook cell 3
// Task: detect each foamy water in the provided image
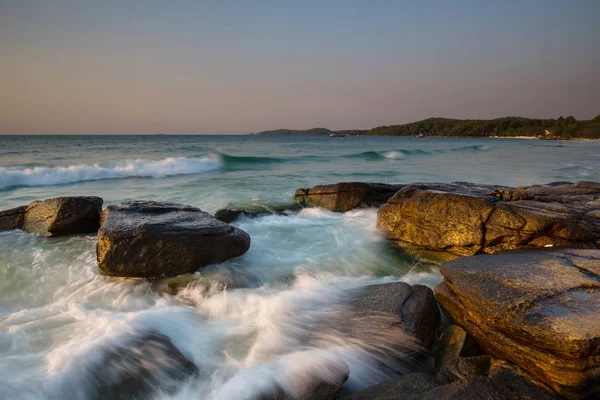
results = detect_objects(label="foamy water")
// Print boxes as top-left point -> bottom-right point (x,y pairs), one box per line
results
1,135 -> 599,399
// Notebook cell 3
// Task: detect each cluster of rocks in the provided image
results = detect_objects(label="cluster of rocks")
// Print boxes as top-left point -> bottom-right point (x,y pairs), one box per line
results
1,197 -> 251,279
290,180 -> 600,399
2,179 -> 599,399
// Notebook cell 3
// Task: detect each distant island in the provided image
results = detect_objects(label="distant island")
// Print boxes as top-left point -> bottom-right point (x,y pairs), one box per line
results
252,115 -> 600,139
251,128 -> 332,136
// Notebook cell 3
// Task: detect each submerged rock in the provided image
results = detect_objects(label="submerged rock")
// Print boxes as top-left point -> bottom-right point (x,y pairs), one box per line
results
434,249 -> 600,399
0,196 -> 102,236
295,182 -> 404,212
97,201 -> 251,279
377,181 -> 600,263
162,271 -> 241,295
72,331 -> 198,400
214,201 -> 301,223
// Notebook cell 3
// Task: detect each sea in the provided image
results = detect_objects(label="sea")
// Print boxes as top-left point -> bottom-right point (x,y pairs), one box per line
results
1,135 -> 599,399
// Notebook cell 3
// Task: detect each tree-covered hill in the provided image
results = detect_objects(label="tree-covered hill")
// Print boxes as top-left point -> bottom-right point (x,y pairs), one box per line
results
339,115 -> 600,139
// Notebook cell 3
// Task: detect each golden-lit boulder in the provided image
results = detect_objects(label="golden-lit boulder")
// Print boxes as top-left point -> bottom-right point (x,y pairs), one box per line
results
434,249 -> 600,399
377,181 -> 600,263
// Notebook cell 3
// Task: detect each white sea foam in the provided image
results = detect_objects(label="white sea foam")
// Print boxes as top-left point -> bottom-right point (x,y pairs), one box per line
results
0,206 -> 442,400
0,157 -> 221,190
379,151 -> 406,159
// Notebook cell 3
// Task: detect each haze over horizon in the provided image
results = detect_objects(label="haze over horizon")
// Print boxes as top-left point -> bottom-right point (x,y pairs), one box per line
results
1,0 -> 599,135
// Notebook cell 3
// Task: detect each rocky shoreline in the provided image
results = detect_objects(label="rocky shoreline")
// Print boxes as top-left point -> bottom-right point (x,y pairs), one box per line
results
1,180 -> 599,399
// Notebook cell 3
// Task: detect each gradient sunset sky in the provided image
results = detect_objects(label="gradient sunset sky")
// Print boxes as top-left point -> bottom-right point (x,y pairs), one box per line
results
1,0 -> 599,134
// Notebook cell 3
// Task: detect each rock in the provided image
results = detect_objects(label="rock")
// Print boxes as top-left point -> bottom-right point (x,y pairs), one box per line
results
434,249 -> 600,399
0,205 -> 27,230
0,197 -> 102,236
344,356 -> 558,400
97,201 -> 251,279
347,282 -> 440,349
214,208 -> 257,223
214,201 -> 300,223
262,365 -> 349,400
72,331 -> 198,400
434,325 -> 480,371
377,181 -> 600,263
295,182 -> 404,212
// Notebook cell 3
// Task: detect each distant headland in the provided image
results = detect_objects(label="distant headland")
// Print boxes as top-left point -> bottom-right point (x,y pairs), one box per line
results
252,115 -> 600,139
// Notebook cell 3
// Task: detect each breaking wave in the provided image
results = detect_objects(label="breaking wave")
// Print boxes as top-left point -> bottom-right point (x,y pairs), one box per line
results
0,157 -> 221,190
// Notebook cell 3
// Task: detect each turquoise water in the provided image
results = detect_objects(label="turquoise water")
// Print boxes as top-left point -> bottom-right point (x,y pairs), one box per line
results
1,135 -> 599,399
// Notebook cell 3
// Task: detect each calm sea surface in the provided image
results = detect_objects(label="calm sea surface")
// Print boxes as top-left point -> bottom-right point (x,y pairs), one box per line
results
1,135 -> 599,399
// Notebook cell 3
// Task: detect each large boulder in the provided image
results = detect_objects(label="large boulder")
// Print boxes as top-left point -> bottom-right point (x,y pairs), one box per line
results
434,249 -> 600,399
347,282 -> 440,349
0,197 -> 102,236
97,201 -> 251,279
377,181 -> 600,263
295,182 -> 404,212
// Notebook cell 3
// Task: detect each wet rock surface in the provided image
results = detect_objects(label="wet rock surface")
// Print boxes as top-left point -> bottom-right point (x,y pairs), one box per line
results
344,356 -> 559,400
73,331 -> 198,400
434,324 -> 480,371
97,201 -> 251,278
434,249 -> 600,399
214,202 -> 300,223
295,182 -> 404,212
346,282 -> 441,349
0,197 -> 102,236
377,181 -> 600,263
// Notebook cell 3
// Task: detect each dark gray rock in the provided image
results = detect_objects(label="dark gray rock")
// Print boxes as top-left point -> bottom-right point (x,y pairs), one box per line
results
295,182 -> 404,212
0,197 -> 102,236
68,331 -> 198,400
344,357 -> 558,400
214,202 -> 300,223
347,282 -> 440,349
97,201 -> 251,279
0,205 -> 27,230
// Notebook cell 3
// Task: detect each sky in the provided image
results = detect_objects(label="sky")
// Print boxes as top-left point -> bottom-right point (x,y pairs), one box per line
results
1,0 -> 599,134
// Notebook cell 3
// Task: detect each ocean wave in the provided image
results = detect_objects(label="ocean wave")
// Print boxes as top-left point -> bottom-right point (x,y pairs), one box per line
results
345,145 -> 490,161
0,157 -> 221,190
217,152 -> 288,167
448,144 -> 490,152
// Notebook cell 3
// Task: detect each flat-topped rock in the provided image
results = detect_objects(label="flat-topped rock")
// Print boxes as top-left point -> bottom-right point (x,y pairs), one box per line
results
434,249 -> 600,399
295,182 -> 405,212
0,196 -> 103,236
377,181 -> 600,263
97,201 -> 251,278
